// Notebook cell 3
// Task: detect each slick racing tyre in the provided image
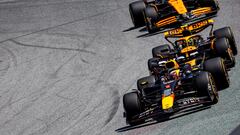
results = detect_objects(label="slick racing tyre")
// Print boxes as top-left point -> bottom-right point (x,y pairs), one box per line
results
148,57 -> 163,74
204,57 -> 230,90
152,44 -> 171,58
144,6 -> 158,33
137,75 -> 157,97
214,27 -> 238,55
129,1 -> 146,27
198,0 -> 219,10
196,71 -> 218,105
215,37 -> 235,68
137,75 -> 156,91
123,92 -> 144,125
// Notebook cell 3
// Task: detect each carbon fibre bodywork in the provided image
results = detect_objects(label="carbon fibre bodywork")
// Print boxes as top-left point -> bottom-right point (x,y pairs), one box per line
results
124,65 -> 218,125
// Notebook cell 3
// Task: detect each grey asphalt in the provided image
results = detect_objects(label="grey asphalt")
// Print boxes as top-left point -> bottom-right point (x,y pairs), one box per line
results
0,0 -> 239,135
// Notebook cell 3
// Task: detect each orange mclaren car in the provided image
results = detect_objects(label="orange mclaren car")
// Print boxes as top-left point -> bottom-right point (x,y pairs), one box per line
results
129,0 -> 219,33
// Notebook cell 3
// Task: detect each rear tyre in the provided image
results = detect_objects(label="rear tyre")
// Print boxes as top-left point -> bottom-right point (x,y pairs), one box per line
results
129,1 -> 146,27
198,0 -> 219,9
198,0 -> 219,17
215,37 -> 235,68
215,37 -> 229,57
137,75 -> 156,91
148,58 -> 160,72
144,6 -> 158,33
123,92 -> 144,125
152,44 -> 171,58
204,57 -> 229,90
195,71 -> 218,105
214,27 -> 238,55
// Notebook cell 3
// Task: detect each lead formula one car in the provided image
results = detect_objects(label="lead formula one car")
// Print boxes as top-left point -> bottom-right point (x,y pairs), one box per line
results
129,0 -> 219,33
123,57 -> 222,126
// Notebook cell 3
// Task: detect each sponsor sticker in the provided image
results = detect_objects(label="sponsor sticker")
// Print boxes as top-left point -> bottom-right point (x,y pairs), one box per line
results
182,98 -> 200,105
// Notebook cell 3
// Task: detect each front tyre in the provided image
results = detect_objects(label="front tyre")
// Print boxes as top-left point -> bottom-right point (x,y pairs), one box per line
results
144,6 -> 158,33
148,58 -> 161,74
129,1 -> 146,27
196,71 -> 218,105
204,57 -> 229,90
137,75 -> 156,92
214,27 -> 238,55
214,37 -> 235,68
198,0 -> 219,9
123,92 -> 144,125
152,44 -> 171,58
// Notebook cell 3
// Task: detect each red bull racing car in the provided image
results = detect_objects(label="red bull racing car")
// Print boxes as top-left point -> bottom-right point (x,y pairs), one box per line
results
123,58 -> 221,126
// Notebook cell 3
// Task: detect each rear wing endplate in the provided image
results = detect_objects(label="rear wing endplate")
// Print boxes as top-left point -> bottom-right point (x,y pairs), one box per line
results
164,19 -> 214,38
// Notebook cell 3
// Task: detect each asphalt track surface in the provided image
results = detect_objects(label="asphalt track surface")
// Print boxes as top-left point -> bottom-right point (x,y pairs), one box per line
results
0,0 -> 239,135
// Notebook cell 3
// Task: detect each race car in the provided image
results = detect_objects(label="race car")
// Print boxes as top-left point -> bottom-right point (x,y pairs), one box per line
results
148,53 -> 229,91
148,19 -> 237,91
151,19 -> 237,71
123,57 -> 223,126
129,0 -> 219,33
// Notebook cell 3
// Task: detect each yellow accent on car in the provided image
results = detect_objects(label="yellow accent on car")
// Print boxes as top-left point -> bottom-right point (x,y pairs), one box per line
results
180,46 -> 197,53
208,19 -> 214,23
162,94 -> 175,110
177,35 -> 192,42
166,59 -> 180,69
175,69 -> 180,76
156,16 -> 177,28
211,38 -> 216,49
164,19 -> 214,37
185,59 -> 196,66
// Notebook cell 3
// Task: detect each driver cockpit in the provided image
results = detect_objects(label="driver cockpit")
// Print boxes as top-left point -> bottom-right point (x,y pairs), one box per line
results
175,35 -> 203,50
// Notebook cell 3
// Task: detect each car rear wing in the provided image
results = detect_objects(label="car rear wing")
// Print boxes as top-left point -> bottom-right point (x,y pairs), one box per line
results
164,19 -> 214,38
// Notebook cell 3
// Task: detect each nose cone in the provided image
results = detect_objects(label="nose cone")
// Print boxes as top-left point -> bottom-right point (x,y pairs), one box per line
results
168,0 -> 187,14
162,94 -> 175,110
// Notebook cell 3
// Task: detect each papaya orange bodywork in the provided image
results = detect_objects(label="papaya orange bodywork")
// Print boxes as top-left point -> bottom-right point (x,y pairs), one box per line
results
168,0 -> 187,14
164,19 -> 214,37
180,46 -> 197,54
155,16 -> 177,28
185,59 -> 196,67
191,7 -> 212,17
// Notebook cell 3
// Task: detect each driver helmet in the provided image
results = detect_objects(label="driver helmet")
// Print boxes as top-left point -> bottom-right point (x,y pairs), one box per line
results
188,38 -> 195,46
169,69 -> 179,80
177,40 -> 184,49
183,64 -> 192,75
177,40 -> 187,50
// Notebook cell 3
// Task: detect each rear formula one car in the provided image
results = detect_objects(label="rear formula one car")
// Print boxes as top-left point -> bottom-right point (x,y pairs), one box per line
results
123,58 -> 222,126
148,19 -> 237,91
129,0 -> 219,33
